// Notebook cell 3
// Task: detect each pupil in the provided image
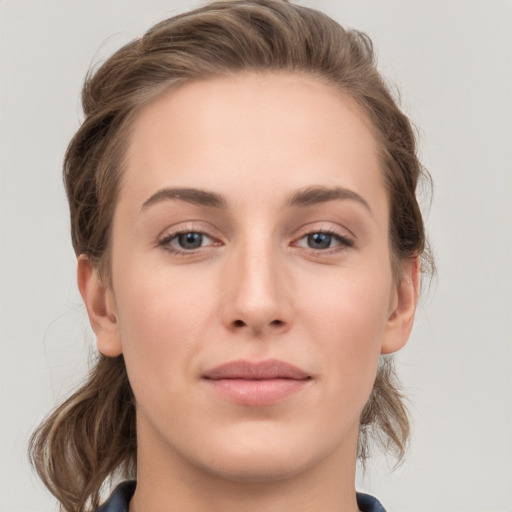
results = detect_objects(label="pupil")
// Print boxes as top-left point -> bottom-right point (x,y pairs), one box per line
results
308,233 -> 331,249
178,232 -> 203,249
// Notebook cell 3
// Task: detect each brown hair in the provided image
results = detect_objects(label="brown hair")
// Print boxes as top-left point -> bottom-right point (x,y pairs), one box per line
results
29,1 -> 432,510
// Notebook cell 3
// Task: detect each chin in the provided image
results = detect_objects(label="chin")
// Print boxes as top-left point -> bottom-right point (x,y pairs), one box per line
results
193,448 -> 319,484
182,422 -> 347,484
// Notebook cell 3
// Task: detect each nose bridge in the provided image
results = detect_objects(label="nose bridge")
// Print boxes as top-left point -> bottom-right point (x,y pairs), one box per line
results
222,229 -> 291,334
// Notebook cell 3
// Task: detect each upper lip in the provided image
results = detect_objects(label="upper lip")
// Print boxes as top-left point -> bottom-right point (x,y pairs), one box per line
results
203,359 -> 311,380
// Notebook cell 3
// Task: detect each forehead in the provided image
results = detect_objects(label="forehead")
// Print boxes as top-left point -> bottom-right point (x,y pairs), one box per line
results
120,72 -> 385,214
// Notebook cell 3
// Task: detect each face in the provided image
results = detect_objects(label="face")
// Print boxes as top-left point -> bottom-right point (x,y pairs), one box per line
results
81,72 -> 417,485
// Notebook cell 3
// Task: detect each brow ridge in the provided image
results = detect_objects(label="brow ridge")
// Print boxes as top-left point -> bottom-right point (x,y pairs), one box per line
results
141,187 -> 227,210
141,185 -> 371,213
286,186 -> 371,212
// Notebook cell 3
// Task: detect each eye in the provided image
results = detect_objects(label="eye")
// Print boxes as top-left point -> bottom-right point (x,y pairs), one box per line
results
294,230 -> 354,251
176,232 -> 206,250
306,233 -> 335,249
159,231 -> 216,253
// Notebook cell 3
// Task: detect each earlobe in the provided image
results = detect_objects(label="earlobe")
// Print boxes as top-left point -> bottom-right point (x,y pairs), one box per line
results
381,256 -> 420,354
77,255 -> 123,357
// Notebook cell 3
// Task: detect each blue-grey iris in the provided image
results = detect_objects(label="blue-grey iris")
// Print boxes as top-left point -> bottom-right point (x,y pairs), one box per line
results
178,232 -> 203,249
308,233 -> 332,249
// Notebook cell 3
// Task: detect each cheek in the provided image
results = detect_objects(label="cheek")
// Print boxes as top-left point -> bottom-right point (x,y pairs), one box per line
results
299,266 -> 392,348
112,264 -> 219,398
115,248 -> 217,332
297,267 -> 392,397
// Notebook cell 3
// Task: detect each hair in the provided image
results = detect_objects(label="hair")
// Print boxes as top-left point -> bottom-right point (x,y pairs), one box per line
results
29,1 -> 433,510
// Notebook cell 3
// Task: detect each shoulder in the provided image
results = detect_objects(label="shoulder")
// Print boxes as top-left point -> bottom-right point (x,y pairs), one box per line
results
95,481 -> 136,512
357,492 -> 388,512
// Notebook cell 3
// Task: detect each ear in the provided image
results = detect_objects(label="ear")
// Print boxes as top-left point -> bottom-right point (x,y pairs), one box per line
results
77,255 -> 123,357
381,256 -> 420,354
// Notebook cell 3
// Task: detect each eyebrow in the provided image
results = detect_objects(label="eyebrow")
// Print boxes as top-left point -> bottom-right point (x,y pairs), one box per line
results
286,186 -> 372,213
141,185 -> 371,213
141,187 -> 227,210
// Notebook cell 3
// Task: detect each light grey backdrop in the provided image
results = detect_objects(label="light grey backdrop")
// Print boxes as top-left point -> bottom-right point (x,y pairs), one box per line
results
1,1 -> 511,511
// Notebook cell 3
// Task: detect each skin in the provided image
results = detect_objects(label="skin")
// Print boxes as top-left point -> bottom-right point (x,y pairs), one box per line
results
78,72 -> 419,512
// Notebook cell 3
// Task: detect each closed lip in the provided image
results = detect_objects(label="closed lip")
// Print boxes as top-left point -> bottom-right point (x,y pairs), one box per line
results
202,359 -> 311,381
202,359 -> 312,406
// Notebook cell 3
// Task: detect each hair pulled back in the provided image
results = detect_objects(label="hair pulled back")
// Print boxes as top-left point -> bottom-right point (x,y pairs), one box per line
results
30,1 -> 431,510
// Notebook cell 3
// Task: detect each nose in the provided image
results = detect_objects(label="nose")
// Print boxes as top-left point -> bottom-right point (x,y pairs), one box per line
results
219,238 -> 293,337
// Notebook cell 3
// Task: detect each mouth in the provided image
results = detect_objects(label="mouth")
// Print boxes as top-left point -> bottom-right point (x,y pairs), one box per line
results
202,359 -> 312,406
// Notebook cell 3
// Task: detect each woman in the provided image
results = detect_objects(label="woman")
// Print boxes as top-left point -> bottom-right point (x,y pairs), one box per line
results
29,1 -> 431,511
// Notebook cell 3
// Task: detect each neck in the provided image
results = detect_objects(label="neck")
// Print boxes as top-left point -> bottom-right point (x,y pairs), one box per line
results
130,419 -> 361,512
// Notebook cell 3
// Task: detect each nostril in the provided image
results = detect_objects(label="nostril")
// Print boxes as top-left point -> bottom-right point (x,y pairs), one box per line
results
233,320 -> 245,328
270,319 -> 284,327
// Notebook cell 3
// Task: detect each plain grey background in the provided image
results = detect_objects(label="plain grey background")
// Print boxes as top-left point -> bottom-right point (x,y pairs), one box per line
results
1,1 -> 511,511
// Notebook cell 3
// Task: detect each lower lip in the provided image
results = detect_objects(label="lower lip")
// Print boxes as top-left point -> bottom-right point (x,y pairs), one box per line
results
203,378 -> 311,406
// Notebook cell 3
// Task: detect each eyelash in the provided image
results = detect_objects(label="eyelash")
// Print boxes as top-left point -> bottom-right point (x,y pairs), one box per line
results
157,229 -> 354,256
294,229 -> 354,254
157,231 -> 218,255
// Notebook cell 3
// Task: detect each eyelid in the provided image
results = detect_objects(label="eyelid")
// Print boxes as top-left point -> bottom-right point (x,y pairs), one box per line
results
292,221 -> 354,241
295,231 -> 352,246
290,224 -> 355,254
162,230 -> 214,246
155,221 -> 355,256
156,222 -> 223,254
